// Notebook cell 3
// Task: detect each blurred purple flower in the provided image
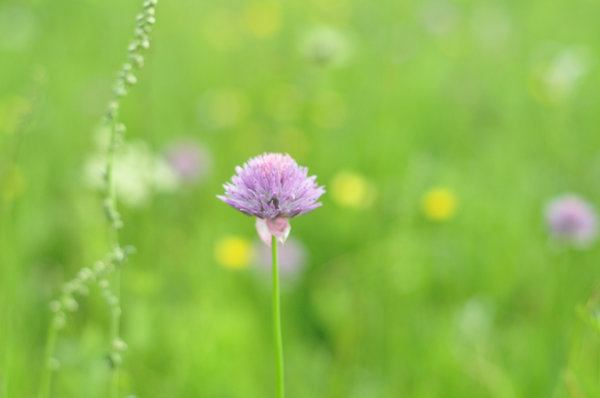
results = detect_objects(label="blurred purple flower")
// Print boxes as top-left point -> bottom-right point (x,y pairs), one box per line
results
218,153 -> 325,245
165,139 -> 212,183
254,238 -> 308,279
545,194 -> 597,247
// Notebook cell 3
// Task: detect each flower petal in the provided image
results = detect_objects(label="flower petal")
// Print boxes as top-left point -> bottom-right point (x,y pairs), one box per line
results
267,216 -> 291,244
255,216 -> 291,246
255,217 -> 272,246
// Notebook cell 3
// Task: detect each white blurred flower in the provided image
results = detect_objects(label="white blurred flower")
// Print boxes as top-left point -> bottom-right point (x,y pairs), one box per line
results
544,49 -> 589,99
454,298 -> 494,347
300,26 -> 352,68
531,46 -> 590,103
0,5 -> 35,51
419,0 -> 459,36
471,3 -> 512,51
84,132 -> 179,207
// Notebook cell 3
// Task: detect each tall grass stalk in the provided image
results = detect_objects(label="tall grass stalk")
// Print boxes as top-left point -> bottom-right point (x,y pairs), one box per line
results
37,1 -> 157,397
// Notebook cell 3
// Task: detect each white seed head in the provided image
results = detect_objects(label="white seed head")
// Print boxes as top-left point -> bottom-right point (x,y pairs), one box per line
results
125,74 -> 137,85
63,297 -> 78,312
107,296 -> 119,307
78,268 -> 92,280
116,88 -> 128,99
49,300 -> 62,312
48,357 -> 61,371
130,54 -> 144,67
53,313 -> 66,330
113,247 -> 125,263
62,282 -> 75,294
94,261 -> 106,273
77,285 -> 90,296
143,0 -> 157,8
113,338 -> 128,351
109,352 -> 122,366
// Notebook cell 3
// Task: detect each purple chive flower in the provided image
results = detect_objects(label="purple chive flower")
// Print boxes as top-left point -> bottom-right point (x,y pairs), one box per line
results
545,194 -> 597,247
218,153 -> 325,245
165,139 -> 212,183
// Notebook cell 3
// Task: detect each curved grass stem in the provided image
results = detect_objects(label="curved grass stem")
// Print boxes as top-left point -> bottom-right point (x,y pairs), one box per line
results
37,1 -> 157,396
38,323 -> 58,398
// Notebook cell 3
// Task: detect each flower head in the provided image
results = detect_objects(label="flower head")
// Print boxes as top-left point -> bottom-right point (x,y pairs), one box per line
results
218,153 -> 325,245
545,194 -> 597,247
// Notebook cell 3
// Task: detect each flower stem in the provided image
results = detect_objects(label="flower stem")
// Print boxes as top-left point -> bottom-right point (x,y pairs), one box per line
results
36,2 -> 156,397
109,269 -> 121,398
38,323 -> 58,398
272,235 -> 285,398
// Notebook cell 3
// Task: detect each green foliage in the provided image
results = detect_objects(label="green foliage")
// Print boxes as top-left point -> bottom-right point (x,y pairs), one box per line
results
1,0 -> 600,397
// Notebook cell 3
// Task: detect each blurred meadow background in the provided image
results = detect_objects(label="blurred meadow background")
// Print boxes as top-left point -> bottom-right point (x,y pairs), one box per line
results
2,0 -> 600,396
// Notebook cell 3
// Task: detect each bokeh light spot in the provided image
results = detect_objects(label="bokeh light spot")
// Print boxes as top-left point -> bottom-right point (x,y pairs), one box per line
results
421,187 -> 457,221
215,236 -> 254,269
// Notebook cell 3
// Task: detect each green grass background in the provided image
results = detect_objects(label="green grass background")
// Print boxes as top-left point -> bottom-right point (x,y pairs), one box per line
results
2,0 -> 600,396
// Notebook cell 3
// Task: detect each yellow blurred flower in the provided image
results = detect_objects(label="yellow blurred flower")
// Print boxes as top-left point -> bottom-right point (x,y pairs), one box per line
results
421,188 -> 457,221
331,171 -> 375,209
200,89 -> 248,130
244,1 -> 282,38
214,236 -> 253,269
265,84 -> 303,122
202,9 -> 242,51
310,91 -> 347,129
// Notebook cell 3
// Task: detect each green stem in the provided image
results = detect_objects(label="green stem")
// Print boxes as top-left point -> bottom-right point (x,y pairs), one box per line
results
38,322 -> 58,398
109,270 -> 121,398
272,235 -> 285,398
106,110 -> 120,398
